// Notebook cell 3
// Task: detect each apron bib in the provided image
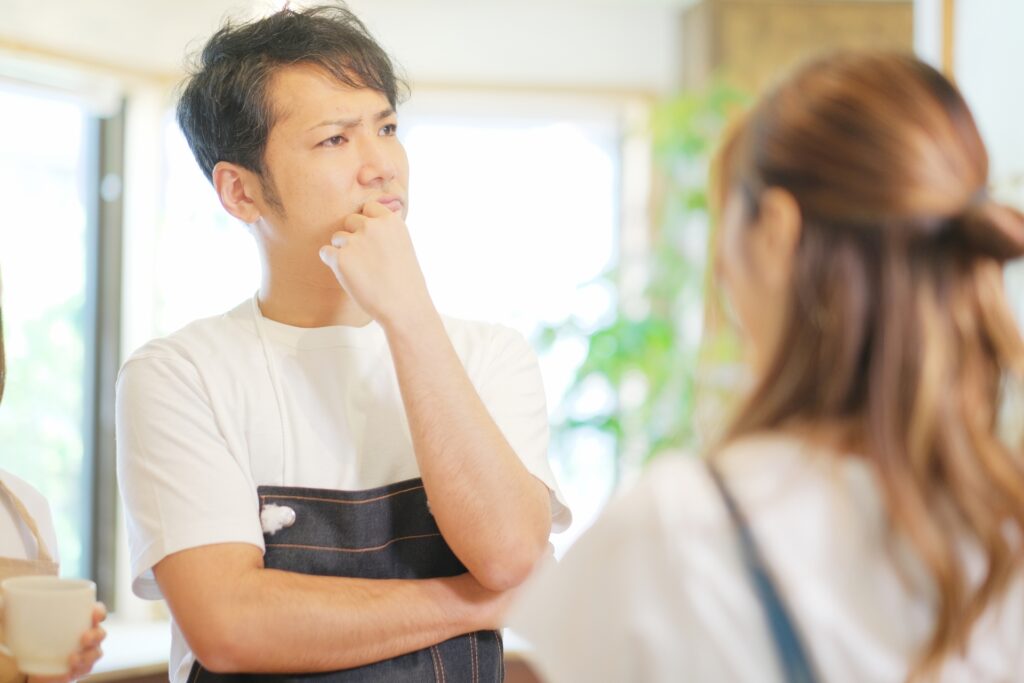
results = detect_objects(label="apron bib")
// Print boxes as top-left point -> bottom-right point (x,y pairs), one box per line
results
186,477 -> 503,683
0,478 -> 60,682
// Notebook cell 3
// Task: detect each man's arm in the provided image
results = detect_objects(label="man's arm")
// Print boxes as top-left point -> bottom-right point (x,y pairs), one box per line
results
320,203 -> 554,591
385,312 -> 553,590
117,354 -> 510,674
154,543 -> 510,673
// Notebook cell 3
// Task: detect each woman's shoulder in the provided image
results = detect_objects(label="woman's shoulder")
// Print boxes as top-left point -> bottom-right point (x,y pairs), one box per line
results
0,468 -> 59,562
638,435 -> 828,516
629,452 -> 722,528
0,469 -> 52,521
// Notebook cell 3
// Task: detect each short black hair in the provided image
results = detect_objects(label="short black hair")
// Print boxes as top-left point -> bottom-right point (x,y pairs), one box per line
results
176,4 -> 407,190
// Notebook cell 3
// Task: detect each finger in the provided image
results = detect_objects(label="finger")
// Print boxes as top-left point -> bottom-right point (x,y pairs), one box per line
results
82,645 -> 103,670
361,201 -> 391,218
92,602 -> 108,627
80,625 -> 106,648
329,232 -> 349,249
340,212 -> 367,234
319,245 -> 340,266
66,652 -> 84,678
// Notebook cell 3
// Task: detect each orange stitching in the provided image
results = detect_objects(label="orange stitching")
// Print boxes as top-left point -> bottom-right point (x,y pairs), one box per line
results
429,645 -> 443,682
494,630 -> 504,679
470,631 -> 479,683
259,485 -> 424,506
436,644 -> 447,683
265,533 -> 441,553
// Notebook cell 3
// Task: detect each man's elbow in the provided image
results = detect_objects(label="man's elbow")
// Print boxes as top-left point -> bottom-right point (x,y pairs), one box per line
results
473,536 -> 548,591
187,612 -> 259,673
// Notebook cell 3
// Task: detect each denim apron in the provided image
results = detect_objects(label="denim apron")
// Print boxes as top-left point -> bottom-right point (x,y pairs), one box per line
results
707,462 -> 821,683
186,297 -> 504,683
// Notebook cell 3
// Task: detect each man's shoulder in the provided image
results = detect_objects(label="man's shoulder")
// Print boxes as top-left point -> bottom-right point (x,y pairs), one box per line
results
439,315 -> 529,354
124,300 -> 255,366
439,313 -> 502,336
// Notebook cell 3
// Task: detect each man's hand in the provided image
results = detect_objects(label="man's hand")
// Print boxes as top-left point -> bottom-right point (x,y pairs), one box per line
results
318,201 -> 433,331
28,603 -> 106,683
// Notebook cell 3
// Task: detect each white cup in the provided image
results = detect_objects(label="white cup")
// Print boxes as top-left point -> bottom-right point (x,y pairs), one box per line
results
0,576 -> 95,676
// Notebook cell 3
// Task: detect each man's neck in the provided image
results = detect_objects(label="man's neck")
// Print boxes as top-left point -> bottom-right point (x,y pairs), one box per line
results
257,276 -> 373,329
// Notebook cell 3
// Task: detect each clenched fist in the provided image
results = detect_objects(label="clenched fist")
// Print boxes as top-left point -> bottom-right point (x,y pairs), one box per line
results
318,201 -> 435,331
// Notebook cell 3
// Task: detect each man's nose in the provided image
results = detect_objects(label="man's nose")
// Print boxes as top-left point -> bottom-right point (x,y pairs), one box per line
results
357,138 -> 398,186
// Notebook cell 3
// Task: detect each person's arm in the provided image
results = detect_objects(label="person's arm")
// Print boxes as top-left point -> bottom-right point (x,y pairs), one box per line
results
385,311 -> 552,590
320,202 -> 553,591
117,353 -> 508,673
153,543 -> 508,673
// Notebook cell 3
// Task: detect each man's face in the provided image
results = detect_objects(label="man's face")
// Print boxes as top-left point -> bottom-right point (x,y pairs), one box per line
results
255,63 -> 409,265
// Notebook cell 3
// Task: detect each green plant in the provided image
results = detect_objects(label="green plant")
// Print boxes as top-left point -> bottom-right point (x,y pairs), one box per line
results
537,83 -> 748,473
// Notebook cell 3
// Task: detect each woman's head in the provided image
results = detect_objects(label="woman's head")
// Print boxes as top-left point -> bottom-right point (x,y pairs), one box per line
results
716,51 -> 1024,380
713,51 -> 1024,677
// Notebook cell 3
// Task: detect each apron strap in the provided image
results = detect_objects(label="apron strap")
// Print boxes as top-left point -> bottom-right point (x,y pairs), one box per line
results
706,460 -> 821,683
0,477 -> 55,564
251,293 -> 289,486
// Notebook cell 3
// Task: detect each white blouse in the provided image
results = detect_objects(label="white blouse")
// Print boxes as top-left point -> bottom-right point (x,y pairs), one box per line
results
0,468 -> 59,564
509,435 -> 1024,683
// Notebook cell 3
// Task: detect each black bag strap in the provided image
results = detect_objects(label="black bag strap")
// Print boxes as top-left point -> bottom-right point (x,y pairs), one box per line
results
707,461 -> 822,683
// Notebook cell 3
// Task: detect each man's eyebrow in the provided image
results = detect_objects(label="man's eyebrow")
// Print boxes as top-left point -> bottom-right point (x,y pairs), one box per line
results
307,109 -> 396,132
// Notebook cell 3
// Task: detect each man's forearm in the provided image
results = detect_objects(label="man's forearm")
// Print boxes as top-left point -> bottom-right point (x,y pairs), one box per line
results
221,572 -> 487,672
382,308 -> 552,591
157,546 -> 501,674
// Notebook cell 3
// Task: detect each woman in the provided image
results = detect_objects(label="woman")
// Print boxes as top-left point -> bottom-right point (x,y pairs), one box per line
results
0,274 -> 106,683
510,52 -> 1024,682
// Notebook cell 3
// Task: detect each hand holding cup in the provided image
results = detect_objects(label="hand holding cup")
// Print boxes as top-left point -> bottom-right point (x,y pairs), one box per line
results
1,576 -> 105,680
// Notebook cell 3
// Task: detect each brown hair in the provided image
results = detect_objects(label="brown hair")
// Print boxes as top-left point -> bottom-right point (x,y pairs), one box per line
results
714,51 -> 1024,678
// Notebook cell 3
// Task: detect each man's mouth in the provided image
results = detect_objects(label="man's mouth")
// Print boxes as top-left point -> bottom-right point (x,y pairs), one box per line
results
374,196 -> 403,213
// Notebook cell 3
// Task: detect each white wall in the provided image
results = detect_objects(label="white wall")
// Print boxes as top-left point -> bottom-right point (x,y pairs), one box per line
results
932,0 -> 1024,324
948,0 -> 1024,185
0,0 -> 685,93
346,0 -> 681,92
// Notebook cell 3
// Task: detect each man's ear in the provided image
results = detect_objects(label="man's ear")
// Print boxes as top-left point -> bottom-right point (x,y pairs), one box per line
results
212,161 -> 263,223
753,187 -> 802,290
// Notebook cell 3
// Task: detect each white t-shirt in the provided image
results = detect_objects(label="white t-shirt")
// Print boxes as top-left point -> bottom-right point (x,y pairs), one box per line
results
0,469 -> 59,565
510,435 -> 1024,683
116,297 -> 571,683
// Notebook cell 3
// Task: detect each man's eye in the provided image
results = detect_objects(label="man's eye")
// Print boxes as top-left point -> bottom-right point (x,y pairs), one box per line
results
320,135 -> 346,147
379,124 -> 398,136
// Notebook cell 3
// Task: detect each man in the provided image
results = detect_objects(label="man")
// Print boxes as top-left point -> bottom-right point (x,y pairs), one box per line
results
115,5 -> 570,682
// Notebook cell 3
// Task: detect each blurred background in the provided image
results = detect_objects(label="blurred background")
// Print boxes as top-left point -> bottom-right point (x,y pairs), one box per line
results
1,0 -> 1022,679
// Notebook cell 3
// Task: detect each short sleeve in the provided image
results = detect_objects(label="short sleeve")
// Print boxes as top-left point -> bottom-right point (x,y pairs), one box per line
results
115,353 -> 265,599
476,327 -> 571,532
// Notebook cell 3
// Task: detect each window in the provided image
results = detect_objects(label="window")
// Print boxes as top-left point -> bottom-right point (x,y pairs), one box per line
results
0,84 -> 94,579
401,92 -> 626,549
152,112 -> 259,335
